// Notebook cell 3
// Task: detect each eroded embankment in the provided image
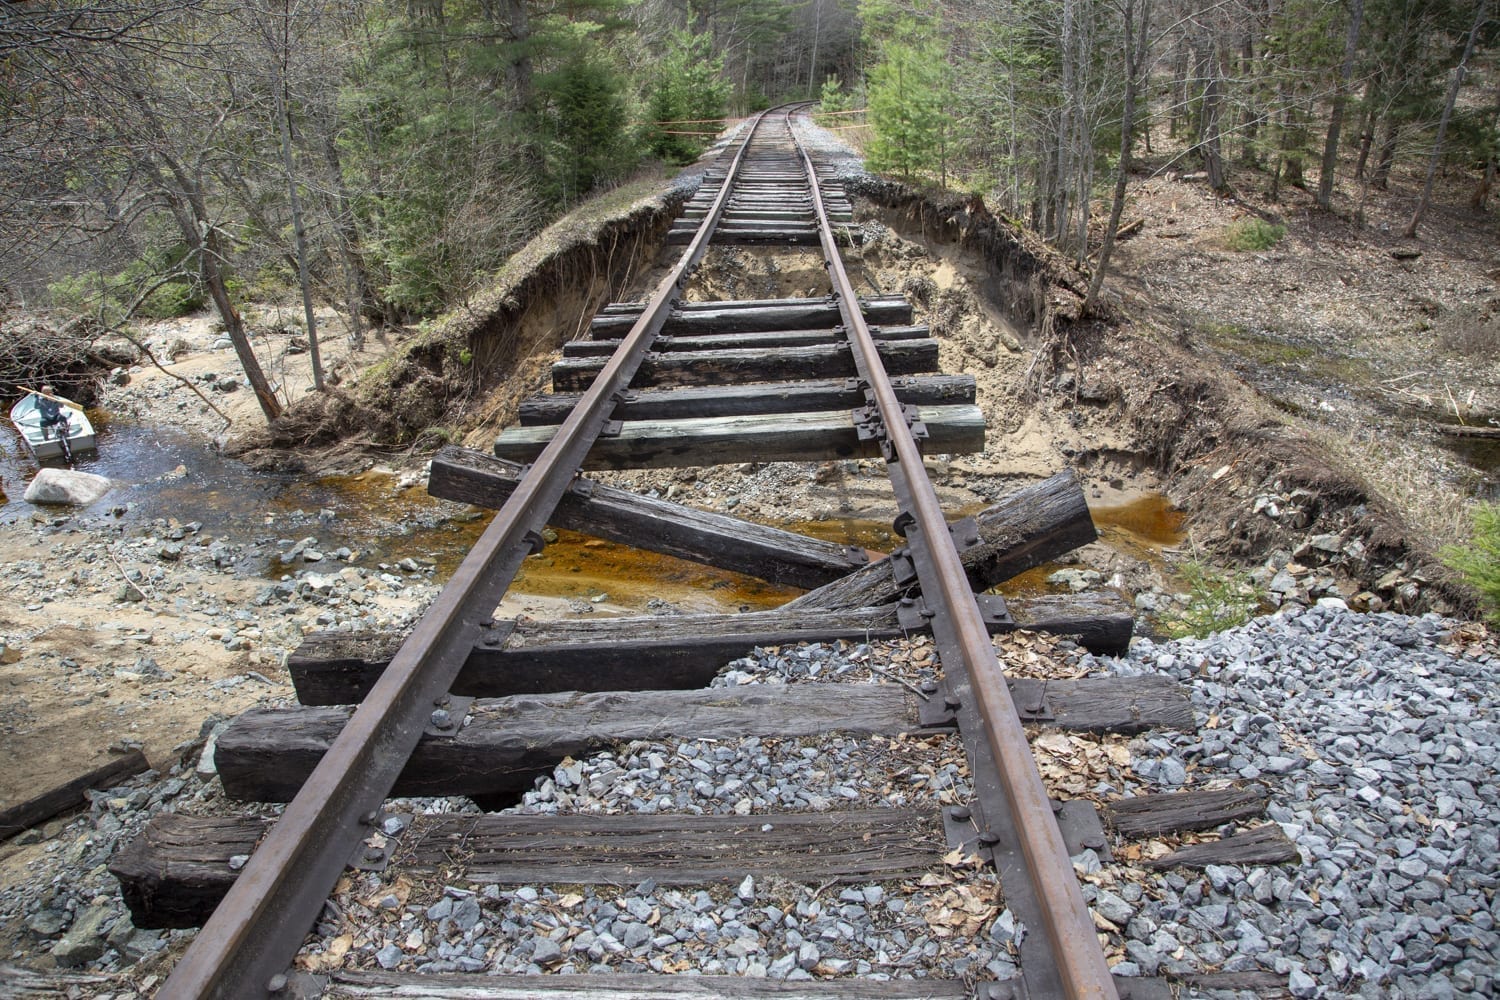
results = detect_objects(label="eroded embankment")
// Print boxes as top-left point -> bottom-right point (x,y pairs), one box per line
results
849,175 -> 1470,617
231,175 -> 695,464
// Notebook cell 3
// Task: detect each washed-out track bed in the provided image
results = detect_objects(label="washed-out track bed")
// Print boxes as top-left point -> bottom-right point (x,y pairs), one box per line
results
92,107 -> 1309,1000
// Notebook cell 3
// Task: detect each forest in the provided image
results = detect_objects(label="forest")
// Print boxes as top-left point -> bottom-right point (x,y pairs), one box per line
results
2,0 -> 1495,416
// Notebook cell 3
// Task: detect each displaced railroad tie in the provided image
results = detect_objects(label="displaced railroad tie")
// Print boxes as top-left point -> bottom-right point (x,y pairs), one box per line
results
116,106 -> 1295,1000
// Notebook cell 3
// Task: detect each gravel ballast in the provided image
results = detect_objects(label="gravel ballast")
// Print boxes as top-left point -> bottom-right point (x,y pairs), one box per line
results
7,591 -> 1497,999
1093,603 -> 1498,999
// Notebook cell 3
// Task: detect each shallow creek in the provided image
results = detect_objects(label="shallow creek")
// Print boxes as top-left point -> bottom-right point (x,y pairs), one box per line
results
2,414 -> 1184,614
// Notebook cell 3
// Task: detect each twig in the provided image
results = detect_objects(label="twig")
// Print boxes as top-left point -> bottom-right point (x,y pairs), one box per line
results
866,663 -> 932,701
105,546 -> 153,605
1445,383 -> 1465,426
106,326 -> 234,436
808,876 -> 840,902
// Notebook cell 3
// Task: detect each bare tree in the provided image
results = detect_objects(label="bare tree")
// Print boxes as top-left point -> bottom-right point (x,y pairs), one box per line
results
1404,0 -> 1489,238
1086,0 -> 1153,316
1317,0 -> 1365,210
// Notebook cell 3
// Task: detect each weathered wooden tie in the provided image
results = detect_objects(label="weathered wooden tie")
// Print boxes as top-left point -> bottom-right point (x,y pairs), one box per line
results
329,972 -> 974,999
427,447 -> 869,589
590,294 -> 910,337
494,404 -> 985,470
518,374 -> 975,425
550,339 -> 941,392
432,450 -> 1082,593
561,324 -> 930,358
287,591 -> 1135,706
113,809 -> 944,929
216,677 -> 1190,804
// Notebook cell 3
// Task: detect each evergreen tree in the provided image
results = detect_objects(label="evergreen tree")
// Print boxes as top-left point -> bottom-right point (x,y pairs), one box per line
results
864,28 -> 947,179
538,53 -> 635,205
644,30 -> 729,163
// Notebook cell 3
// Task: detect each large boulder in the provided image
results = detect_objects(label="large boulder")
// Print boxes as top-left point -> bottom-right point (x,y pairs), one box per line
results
23,468 -> 113,506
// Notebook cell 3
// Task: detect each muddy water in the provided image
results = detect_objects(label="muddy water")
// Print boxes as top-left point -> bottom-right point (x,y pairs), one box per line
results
4,413 -> 1183,610
1433,417 -> 1500,498
0,415 -> 796,612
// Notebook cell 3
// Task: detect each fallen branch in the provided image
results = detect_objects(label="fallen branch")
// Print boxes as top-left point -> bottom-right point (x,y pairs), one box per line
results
106,546 -> 154,605
1435,423 -> 1500,439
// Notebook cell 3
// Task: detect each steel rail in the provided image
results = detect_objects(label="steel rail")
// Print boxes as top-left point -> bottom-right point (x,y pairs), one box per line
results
792,111 -> 1120,1000
159,109 -> 777,1000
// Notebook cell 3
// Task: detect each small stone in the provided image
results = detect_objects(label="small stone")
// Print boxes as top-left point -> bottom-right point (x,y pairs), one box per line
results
622,922 -> 652,950
532,937 -> 563,966
1288,968 -> 1320,997
50,905 -> 114,968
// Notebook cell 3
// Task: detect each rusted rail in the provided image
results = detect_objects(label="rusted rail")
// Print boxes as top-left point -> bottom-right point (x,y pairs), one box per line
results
157,110 -> 778,1000
793,113 -> 1119,1000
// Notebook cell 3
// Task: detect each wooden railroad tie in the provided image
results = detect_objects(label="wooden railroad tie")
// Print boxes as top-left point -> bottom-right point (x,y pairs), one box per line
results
114,679 -> 1237,930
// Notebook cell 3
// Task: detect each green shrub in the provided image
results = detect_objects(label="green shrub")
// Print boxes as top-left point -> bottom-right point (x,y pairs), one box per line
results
1159,561 -> 1262,639
1224,218 -> 1286,252
1440,502 -> 1500,624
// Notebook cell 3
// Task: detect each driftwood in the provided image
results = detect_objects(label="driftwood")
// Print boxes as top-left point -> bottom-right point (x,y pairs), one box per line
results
1435,422 -> 1500,439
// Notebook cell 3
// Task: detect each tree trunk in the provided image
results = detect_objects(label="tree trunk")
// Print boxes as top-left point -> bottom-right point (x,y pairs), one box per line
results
1084,0 -> 1150,317
1317,0 -> 1363,210
1053,0 -> 1077,245
1354,78 -> 1379,181
1372,116 -> 1398,190
319,127 -> 382,345
1169,43 -> 1188,139
1471,157 -> 1495,212
1196,40 -> 1227,192
270,10 -> 324,392
1404,0 -> 1488,238
1476,84 -> 1500,212
136,97 -> 281,422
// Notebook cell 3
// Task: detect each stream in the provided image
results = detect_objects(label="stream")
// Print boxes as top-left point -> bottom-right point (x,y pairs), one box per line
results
2,413 -> 1185,614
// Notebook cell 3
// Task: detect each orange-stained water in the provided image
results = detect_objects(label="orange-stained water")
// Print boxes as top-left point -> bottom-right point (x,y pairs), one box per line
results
1,410 -> 1184,612
267,472 -> 800,614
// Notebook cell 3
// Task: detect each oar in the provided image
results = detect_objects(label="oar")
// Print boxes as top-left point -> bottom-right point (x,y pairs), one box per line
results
17,384 -> 85,411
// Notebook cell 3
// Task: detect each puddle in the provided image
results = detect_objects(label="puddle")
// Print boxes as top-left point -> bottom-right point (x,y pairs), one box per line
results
2,415 -> 290,531
788,493 -> 1186,598
1431,416 -> 1500,497
4,408 -> 1185,612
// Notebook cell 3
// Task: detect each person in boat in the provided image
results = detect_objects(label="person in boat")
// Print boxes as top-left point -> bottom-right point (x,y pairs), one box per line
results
36,386 -> 70,439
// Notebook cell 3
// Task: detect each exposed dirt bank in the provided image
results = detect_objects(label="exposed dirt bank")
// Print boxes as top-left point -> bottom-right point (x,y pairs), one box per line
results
844,162 -> 1496,616
227,170 -> 695,470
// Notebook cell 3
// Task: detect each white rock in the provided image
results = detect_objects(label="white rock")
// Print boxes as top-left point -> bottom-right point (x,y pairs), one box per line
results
24,469 -> 113,506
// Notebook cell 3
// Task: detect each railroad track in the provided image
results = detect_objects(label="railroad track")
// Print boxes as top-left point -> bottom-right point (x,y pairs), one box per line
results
111,107 -> 1299,999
